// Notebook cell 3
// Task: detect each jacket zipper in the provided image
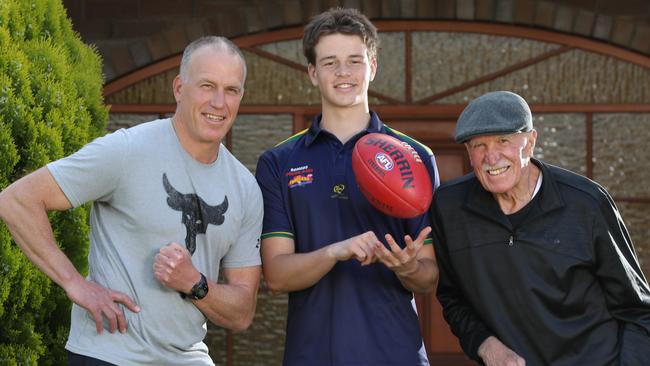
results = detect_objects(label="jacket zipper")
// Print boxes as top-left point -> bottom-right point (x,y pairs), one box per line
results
508,235 -> 514,246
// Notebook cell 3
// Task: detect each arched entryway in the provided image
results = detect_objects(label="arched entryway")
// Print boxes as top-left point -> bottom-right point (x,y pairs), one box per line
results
104,21 -> 650,365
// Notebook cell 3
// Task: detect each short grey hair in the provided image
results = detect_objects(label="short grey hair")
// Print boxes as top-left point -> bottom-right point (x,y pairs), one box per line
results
179,36 -> 247,83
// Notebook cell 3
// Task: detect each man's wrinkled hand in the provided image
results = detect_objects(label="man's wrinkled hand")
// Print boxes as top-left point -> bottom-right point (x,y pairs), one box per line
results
478,336 -> 526,366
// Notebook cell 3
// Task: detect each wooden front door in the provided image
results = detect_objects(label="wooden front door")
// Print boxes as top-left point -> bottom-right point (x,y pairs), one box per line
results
385,118 -> 476,365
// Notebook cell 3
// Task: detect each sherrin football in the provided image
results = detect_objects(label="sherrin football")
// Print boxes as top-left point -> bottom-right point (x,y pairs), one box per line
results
352,133 -> 433,218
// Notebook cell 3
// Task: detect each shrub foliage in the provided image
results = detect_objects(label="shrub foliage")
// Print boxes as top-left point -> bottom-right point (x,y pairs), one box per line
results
0,0 -> 107,364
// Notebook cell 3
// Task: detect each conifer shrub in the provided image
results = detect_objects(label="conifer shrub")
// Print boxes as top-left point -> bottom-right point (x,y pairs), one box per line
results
0,0 -> 107,364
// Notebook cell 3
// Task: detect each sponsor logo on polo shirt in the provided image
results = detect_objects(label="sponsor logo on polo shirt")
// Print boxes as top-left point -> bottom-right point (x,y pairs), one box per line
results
286,165 -> 314,188
290,165 -> 308,172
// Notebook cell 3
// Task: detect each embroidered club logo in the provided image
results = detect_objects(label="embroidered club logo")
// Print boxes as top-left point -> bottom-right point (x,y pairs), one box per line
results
288,174 -> 313,188
286,165 -> 314,188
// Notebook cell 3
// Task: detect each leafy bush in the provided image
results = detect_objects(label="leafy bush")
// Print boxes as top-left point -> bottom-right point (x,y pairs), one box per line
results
0,0 -> 107,364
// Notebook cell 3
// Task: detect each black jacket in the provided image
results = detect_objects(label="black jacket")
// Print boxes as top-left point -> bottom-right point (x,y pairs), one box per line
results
430,159 -> 650,365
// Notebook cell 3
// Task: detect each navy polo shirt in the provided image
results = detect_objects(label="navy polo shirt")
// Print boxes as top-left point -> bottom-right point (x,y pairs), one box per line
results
255,111 -> 439,366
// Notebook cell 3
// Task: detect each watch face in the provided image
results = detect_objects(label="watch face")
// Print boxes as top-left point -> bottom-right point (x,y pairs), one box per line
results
193,285 -> 208,299
190,273 -> 209,300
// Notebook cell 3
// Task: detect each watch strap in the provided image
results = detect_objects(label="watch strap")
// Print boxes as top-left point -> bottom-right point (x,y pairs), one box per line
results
180,272 -> 208,300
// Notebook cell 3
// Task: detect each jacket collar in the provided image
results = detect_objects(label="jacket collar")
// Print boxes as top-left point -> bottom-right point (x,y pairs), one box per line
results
532,158 -> 565,213
304,110 -> 384,147
463,158 -> 565,228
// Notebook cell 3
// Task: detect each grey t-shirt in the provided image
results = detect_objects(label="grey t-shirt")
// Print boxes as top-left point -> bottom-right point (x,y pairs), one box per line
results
48,119 -> 262,365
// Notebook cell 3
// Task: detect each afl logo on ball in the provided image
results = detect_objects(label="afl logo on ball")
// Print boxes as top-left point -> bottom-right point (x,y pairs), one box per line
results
375,153 -> 394,171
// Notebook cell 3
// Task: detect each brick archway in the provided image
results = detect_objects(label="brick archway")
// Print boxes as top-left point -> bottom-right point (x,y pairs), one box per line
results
104,21 -> 650,99
63,0 -> 650,83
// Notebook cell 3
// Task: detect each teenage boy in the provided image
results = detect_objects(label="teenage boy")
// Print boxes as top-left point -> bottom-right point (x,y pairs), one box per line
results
256,8 -> 439,366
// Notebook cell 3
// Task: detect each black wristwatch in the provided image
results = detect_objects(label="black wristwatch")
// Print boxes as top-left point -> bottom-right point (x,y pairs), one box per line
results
181,272 -> 209,300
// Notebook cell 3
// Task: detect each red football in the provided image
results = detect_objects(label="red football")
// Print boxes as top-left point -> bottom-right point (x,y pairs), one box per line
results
352,133 -> 433,218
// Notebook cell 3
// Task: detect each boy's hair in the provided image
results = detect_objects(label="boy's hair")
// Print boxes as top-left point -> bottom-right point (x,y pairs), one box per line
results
179,36 -> 247,82
302,8 -> 378,65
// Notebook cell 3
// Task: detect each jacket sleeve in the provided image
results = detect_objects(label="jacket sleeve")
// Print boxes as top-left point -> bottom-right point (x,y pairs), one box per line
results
592,185 -> 650,330
430,199 -> 494,363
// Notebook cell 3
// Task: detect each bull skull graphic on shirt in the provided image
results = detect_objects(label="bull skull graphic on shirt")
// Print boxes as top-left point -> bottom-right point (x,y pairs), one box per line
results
162,173 -> 228,255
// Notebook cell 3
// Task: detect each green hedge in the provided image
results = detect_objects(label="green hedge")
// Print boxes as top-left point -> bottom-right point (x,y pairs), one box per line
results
0,0 -> 107,364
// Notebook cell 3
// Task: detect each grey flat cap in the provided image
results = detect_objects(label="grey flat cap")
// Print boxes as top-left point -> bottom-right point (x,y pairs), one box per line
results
455,91 -> 533,143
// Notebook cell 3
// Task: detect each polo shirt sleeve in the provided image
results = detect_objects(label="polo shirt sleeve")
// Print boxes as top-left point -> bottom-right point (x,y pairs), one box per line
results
255,150 -> 294,240
405,208 -> 434,245
428,153 -> 441,192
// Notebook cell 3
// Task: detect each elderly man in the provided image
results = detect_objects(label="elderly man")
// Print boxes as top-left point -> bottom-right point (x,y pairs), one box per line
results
430,91 -> 650,365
